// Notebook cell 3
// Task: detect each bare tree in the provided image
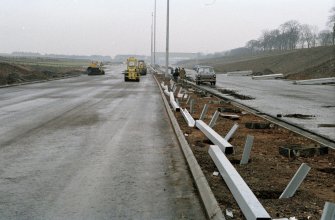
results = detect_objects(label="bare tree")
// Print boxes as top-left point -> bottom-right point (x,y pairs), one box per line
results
245,39 -> 262,54
261,30 -> 272,51
253,29 -> 285,52
326,6 -> 335,45
243,7 -> 335,53
300,24 -> 316,48
257,36 -> 266,51
318,30 -> 333,46
280,20 -> 301,50
310,26 -> 319,47
263,29 -> 282,51
328,6 -> 335,25
270,29 -> 283,50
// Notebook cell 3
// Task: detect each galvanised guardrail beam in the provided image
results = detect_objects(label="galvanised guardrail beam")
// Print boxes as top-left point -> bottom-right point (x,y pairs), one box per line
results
196,120 -> 233,154
294,77 -> 335,85
181,108 -> 195,127
169,91 -> 180,112
209,145 -> 271,220
252,73 -> 283,80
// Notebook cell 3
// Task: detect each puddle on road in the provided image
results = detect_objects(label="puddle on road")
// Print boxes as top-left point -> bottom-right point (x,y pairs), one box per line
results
218,89 -> 255,100
318,124 -> 335,128
284,114 -> 315,119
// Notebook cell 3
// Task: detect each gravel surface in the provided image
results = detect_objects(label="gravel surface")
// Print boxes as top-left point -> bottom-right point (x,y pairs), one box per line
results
156,74 -> 334,219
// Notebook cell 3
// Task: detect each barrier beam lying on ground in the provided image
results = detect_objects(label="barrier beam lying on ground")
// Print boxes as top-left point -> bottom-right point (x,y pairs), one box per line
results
164,89 -> 170,96
252,74 -> 284,80
196,120 -> 233,154
181,108 -> 195,127
169,92 -> 180,112
209,145 -> 271,220
226,70 -> 253,76
171,101 -> 180,112
161,82 -> 168,91
293,77 -> 335,85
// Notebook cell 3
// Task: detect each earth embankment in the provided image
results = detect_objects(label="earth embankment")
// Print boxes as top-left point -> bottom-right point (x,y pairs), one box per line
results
181,46 -> 335,80
0,57 -> 86,85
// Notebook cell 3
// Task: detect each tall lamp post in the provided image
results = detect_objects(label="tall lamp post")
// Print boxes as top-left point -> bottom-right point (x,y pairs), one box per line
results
165,0 -> 169,77
153,0 -> 157,67
151,12 -> 154,65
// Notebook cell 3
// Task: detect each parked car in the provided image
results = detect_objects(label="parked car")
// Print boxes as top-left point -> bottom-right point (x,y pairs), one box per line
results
195,66 -> 216,85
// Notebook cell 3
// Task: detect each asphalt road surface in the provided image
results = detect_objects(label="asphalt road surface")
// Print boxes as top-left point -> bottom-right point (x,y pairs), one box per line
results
0,65 -> 205,220
216,75 -> 335,140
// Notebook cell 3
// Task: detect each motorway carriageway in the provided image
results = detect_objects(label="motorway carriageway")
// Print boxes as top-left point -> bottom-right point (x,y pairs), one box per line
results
0,65 -> 206,220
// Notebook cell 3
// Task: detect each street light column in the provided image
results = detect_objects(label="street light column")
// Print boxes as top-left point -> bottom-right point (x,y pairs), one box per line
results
165,0 -> 169,77
151,12 -> 154,65
154,0 -> 157,67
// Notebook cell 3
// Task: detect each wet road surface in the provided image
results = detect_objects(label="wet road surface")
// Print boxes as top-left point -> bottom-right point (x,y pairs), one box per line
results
0,65 -> 205,219
216,75 -> 335,140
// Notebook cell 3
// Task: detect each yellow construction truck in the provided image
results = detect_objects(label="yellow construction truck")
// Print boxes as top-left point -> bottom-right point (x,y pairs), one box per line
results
137,60 -> 147,75
86,61 -> 105,75
124,57 -> 140,82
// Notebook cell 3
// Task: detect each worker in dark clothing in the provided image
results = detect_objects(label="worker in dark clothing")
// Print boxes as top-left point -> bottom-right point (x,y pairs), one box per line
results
179,68 -> 186,80
173,67 -> 179,82
179,68 -> 186,85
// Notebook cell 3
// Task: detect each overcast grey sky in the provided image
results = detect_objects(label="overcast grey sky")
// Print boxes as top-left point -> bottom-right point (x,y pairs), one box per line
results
0,0 -> 334,57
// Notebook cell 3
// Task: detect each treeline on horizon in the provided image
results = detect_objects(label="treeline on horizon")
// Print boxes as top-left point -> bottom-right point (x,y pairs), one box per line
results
2,52 -> 112,62
244,20 -> 334,53
199,6 -> 335,59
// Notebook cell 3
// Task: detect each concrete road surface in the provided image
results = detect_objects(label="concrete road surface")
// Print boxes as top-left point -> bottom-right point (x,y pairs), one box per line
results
216,75 -> 335,140
0,65 -> 205,219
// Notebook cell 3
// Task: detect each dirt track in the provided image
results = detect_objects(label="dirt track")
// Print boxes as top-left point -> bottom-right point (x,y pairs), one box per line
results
156,74 -> 335,219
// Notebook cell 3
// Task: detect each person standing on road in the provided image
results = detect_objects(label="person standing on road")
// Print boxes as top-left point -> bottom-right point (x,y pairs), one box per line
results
173,67 -> 179,82
179,68 -> 186,85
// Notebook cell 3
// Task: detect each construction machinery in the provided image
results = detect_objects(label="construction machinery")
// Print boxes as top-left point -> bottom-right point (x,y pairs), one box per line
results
87,61 -> 105,75
124,57 -> 140,82
137,60 -> 147,75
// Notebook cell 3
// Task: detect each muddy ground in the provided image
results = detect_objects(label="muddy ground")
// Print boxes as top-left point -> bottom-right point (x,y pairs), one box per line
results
156,74 -> 335,220
0,62 -> 85,85
286,58 -> 335,80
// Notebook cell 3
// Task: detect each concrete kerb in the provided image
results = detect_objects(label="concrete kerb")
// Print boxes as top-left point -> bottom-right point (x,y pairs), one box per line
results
152,74 -> 225,220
